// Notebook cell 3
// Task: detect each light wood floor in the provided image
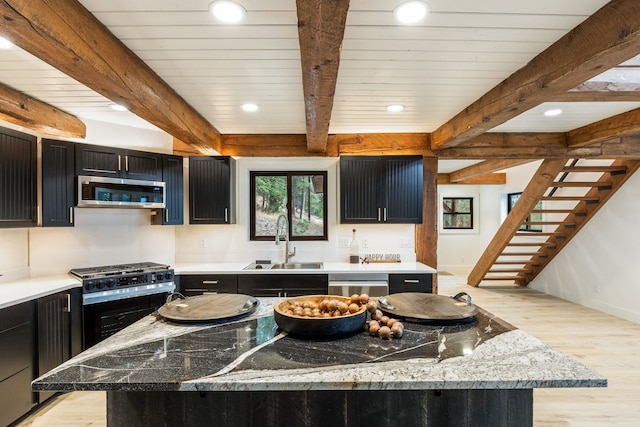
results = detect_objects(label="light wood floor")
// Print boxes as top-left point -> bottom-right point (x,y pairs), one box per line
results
16,272 -> 640,426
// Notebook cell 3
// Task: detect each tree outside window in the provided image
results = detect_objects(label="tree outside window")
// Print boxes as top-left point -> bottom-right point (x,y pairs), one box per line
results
250,171 -> 327,241
442,197 -> 473,229
507,192 -> 542,232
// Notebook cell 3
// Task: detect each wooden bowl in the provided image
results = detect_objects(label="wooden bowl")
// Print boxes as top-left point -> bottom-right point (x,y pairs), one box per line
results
273,295 -> 367,338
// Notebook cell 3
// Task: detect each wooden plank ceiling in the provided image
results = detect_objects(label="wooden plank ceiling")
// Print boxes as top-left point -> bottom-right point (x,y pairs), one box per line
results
0,0 -> 640,166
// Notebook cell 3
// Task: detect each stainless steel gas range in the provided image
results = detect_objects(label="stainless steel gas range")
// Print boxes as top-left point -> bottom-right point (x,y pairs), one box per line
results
70,262 -> 176,348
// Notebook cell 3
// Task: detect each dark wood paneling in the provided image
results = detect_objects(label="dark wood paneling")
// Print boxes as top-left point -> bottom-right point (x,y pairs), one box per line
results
42,139 -> 75,227
340,156 -> 379,223
178,274 -> 238,296
389,274 -> 433,294
189,156 -> 235,224
153,154 -> 183,225
383,156 -> 423,223
0,127 -> 37,228
238,274 -> 328,297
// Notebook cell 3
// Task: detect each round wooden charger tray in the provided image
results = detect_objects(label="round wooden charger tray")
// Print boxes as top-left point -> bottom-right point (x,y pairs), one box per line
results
158,293 -> 259,323
378,292 -> 477,323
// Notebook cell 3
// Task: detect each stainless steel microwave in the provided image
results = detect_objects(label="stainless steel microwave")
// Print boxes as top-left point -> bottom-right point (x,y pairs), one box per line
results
77,175 -> 166,208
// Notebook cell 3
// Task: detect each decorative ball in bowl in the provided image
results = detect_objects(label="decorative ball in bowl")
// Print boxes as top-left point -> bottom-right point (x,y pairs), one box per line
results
273,295 -> 368,338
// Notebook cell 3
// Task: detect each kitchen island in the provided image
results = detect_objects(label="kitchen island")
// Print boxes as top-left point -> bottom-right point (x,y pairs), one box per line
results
32,297 -> 606,427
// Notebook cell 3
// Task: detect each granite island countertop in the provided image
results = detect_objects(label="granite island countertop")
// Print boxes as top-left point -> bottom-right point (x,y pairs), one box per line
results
32,297 -> 606,393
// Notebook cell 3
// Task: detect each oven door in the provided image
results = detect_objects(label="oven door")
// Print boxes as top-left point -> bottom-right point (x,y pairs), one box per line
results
82,292 -> 168,349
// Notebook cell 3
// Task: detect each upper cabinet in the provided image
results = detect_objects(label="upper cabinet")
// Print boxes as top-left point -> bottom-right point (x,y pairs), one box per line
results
340,156 -> 423,224
75,143 -> 162,181
0,127 -> 37,228
42,139 -> 75,227
189,156 -> 236,224
152,154 -> 184,225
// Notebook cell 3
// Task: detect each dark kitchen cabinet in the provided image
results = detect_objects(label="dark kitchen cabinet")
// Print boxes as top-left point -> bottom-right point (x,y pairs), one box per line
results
178,274 -> 238,296
389,274 -> 433,294
42,139 -> 76,227
0,301 -> 36,426
238,274 -> 328,297
153,154 -> 184,225
36,289 -> 82,403
189,156 -> 236,224
75,143 -> 162,181
340,156 -> 423,224
0,127 -> 37,228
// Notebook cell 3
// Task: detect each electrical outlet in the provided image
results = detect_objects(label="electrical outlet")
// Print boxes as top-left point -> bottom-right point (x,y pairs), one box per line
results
362,239 -> 369,248
400,239 -> 410,248
339,238 -> 348,248
199,238 -> 207,248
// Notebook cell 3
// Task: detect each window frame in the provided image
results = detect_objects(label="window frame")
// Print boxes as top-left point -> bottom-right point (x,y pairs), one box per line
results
250,171 -> 328,242
442,196 -> 474,230
507,192 -> 542,232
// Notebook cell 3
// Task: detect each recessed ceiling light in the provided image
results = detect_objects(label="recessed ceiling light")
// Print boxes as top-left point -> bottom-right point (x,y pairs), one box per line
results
386,104 -> 405,112
109,103 -> 128,112
544,108 -> 562,117
394,1 -> 429,24
241,103 -> 259,112
0,36 -> 13,49
209,1 -> 246,24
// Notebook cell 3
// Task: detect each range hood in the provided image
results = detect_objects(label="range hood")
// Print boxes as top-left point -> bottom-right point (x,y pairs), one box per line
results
77,175 -> 165,208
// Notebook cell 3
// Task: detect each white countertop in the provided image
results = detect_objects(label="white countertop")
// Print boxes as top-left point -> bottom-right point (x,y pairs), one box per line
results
0,262 -> 436,310
0,275 -> 81,309
175,261 -> 436,275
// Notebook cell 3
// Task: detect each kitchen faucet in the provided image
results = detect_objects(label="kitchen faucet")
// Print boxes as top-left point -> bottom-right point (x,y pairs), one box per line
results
275,214 -> 296,264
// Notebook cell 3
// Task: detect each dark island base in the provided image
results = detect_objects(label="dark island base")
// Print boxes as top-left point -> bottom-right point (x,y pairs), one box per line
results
107,389 -> 533,427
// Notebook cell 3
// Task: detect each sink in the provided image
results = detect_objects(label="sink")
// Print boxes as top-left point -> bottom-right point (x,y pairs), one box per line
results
243,262 -> 323,270
271,262 -> 323,270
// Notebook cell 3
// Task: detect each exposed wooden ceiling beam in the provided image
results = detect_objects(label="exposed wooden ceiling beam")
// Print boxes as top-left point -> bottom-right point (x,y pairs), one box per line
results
430,0 -> 640,150
567,107 -> 640,147
0,0 -> 221,153
551,91 -> 640,102
296,0 -> 350,153
448,159 -> 535,183
0,82 -> 85,138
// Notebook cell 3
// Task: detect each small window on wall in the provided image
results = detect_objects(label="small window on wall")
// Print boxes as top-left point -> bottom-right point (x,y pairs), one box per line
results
442,197 -> 473,229
507,193 -> 542,232
250,171 -> 328,241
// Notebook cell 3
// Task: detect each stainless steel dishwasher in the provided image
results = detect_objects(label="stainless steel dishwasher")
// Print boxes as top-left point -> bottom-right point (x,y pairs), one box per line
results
327,273 -> 389,297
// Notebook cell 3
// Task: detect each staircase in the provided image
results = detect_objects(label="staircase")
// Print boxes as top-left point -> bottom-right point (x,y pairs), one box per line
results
467,158 -> 640,287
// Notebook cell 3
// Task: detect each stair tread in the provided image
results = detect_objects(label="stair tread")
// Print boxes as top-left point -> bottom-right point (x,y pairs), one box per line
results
561,166 -> 627,173
540,196 -> 599,201
483,276 -> 525,281
551,181 -> 612,187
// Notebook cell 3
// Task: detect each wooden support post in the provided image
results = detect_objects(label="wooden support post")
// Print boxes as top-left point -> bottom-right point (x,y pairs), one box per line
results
415,157 -> 438,294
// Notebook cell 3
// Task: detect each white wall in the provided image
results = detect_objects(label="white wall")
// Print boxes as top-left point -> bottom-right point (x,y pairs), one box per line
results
175,157 -> 417,265
529,168 -> 640,323
0,120 -> 175,282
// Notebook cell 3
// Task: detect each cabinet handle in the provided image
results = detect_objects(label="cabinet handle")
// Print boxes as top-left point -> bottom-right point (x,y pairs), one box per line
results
224,208 -> 228,223
186,288 -> 209,292
69,207 -> 74,224
384,208 -> 387,222
165,209 -> 169,223
404,279 -> 420,283
377,208 -> 381,222
64,293 -> 71,313
202,280 -> 219,285
125,155 -> 129,172
84,168 -> 117,174
203,291 -> 219,295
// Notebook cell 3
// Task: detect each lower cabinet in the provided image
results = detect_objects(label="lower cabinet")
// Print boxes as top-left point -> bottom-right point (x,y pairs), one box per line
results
238,274 -> 328,297
388,274 -> 433,294
178,275 -> 238,296
0,301 -> 35,427
37,289 -> 82,403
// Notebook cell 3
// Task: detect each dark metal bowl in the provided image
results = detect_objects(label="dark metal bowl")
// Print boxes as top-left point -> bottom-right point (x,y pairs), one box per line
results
273,295 -> 367,338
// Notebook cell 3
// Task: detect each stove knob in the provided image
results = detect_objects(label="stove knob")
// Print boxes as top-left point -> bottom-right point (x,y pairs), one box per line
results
107,279 -> 116,288
165,272 -> 173,280
85,282 -> 95,291
96,280 -> 105,290
156,272 -> 164,281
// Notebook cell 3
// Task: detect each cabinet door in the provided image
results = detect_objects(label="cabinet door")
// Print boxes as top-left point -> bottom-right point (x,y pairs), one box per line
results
154,155 -> 183,225
238,274 -> 328,297
75,143 -> 121,177
37,292 -> 72,402
123,149 -> 162,181
178,275 -> 238,296
389,274 -> 433,294
340,156 -> 380,223
42,139 -> 75,227
0,127 -> 37,228
381,156 -> 423,224
189,156 -> 235,224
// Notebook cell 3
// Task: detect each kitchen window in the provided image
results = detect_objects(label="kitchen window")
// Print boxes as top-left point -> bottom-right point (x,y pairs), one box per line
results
442,197 -> 473,229
507,192 -> 542,232
250,171 -> 327,241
